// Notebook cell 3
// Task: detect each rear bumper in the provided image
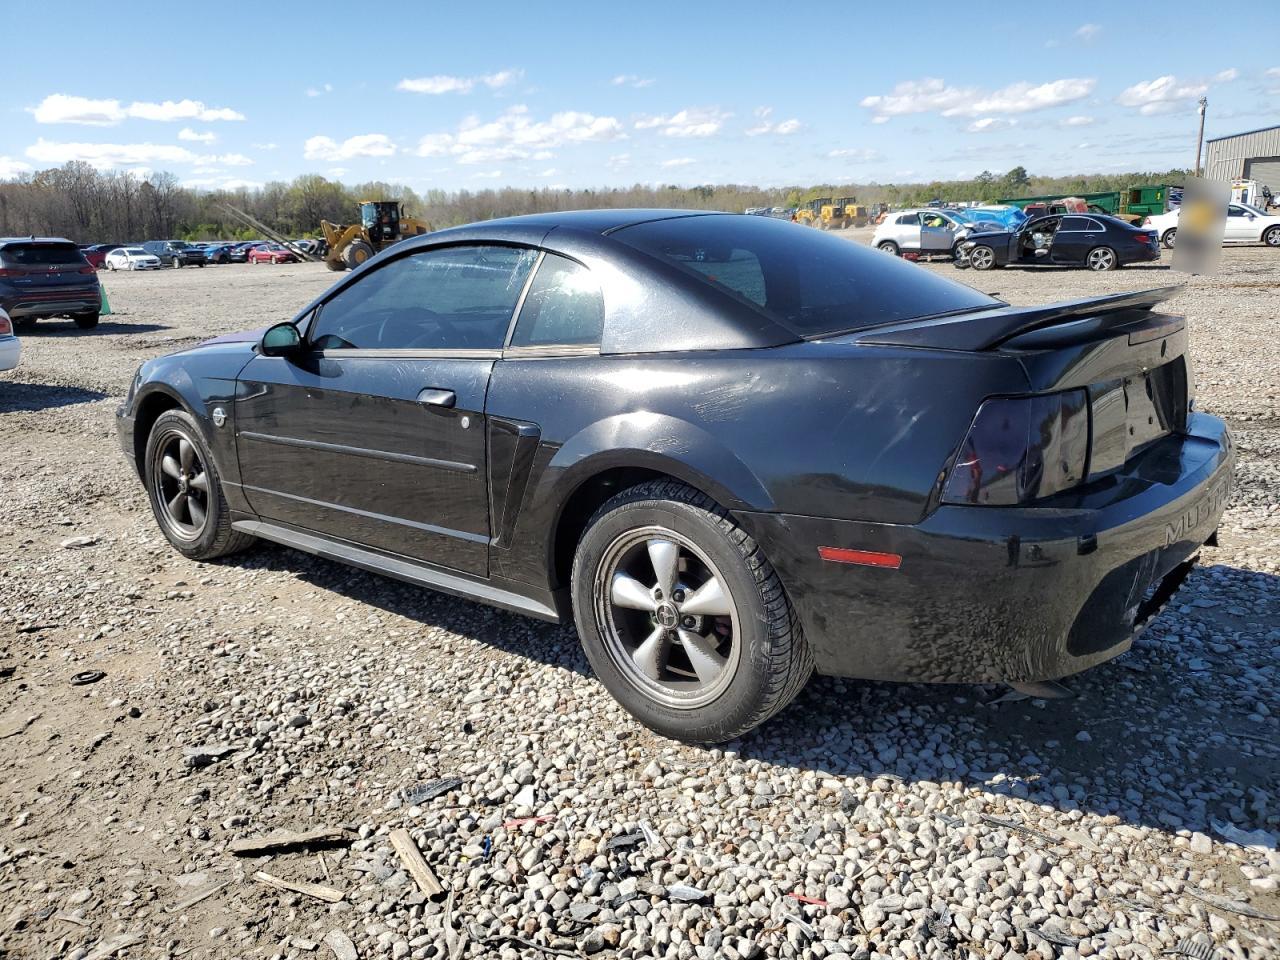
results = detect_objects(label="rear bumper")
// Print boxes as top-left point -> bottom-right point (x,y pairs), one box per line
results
1,287 -> 101,318
738,413 -> 1233,684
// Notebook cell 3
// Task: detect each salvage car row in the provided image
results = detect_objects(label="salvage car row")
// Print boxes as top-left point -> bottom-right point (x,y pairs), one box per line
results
82,239 -> 310,270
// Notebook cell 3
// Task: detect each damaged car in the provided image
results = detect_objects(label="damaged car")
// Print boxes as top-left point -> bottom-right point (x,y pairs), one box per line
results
955,214 -> 1161,271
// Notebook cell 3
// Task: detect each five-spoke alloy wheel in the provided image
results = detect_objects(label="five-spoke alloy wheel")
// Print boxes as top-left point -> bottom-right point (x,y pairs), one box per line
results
572,480 -> 812,742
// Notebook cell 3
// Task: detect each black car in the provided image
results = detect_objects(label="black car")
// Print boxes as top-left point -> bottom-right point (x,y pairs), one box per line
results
201,243 -> 235,264
142,240 -> 206,268
0,237 -> 102,329
116,210 -> 1232,742
226,241 -> 259,263
957,213 -> 1161,271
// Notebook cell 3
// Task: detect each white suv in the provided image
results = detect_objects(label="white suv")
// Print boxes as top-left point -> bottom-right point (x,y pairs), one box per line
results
1145,202 -> 1280,249
871,208 -> 974,257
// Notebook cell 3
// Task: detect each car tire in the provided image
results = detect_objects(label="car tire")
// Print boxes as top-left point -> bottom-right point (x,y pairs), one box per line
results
172,258 -> 181,269
74,312 -> 100,330
12,317 -> 36,331
1162,228 -> 1177,249
1263,225 -> 1280,247
968,244 -> 997,270
877,241 -> 900,256
144,409 -> 254,561
107,261 -> 117,271
570,479 -> 812,743
1087,246 -> 1118,271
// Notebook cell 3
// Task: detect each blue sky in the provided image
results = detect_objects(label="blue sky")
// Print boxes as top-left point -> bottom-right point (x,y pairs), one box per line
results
3,3 -> 1275,191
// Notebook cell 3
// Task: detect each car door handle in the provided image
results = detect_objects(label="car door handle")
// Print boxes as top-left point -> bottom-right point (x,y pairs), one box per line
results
417,388 -> 456,408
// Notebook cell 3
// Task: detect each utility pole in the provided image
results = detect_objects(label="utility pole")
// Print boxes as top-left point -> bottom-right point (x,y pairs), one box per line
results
1194,97 -> 1208,177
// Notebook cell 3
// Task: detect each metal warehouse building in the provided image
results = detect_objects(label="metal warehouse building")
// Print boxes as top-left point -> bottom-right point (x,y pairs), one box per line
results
1205,124 -> 1280,193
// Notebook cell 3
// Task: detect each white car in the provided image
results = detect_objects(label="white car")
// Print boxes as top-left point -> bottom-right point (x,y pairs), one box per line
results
105,247 -> 162,271
0,307 -> 20,372
1144,202 -> 1280,249
871,208 -> 979,257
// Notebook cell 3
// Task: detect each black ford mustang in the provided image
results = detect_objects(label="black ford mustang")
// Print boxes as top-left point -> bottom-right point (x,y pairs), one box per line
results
956,213 -> 1162,271
116,210 -> 1232,742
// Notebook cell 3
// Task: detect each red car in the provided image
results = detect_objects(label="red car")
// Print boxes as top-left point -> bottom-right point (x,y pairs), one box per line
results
247,244 -> 298,265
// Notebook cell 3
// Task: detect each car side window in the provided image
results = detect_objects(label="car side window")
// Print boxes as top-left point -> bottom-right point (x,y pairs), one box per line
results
897,213 -> 920,226
508,254 -> 605,348
309,245 -> 538,352
1059,216 -> 1090,232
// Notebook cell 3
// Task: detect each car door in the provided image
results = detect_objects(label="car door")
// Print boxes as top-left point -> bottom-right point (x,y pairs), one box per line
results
893,213 -> 921,249
1224,204 -> 1254,241
234,243 -> 540,577
919,212 -> 957,253
1049,215 -> 1095,263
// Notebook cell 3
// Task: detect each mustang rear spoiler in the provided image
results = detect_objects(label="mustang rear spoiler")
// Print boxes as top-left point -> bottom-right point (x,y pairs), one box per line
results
854,285 -> 1184,351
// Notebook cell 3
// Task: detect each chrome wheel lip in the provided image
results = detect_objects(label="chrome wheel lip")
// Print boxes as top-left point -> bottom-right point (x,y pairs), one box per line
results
594,525 -> 740,710
153,430 -> 209,542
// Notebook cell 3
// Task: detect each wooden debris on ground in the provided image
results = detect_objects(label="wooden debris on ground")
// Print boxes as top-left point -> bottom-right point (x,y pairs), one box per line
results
253,870 -> 344,904
388,828 -> 444,899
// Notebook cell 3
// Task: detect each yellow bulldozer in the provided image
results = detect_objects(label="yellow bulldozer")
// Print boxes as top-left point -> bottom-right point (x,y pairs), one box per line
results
793,197 -> 831,227
321,200 -> 433,271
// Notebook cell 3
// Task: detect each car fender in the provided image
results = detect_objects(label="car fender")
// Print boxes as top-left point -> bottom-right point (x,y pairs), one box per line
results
547,411 -> 775,515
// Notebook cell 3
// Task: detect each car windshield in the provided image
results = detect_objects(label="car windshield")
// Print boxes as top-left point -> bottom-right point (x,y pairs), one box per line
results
614,214 -> 999,338
1,242 -> 85,265
1238,203 -> 1267,216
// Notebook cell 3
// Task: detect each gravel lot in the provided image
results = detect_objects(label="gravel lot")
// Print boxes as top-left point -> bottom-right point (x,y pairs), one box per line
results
0,241 -> 1276,960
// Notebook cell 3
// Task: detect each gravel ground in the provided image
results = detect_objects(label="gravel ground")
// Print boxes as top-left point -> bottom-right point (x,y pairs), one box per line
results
0,245 -> 1276,960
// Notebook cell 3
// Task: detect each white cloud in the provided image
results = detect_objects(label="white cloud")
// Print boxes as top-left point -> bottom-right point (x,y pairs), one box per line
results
252,142 -> 278,151
0,156 -> 33,179
24,138 -> 252,170
536,167 -> 559,177
861,77 -> 1093,120
634,107 -> 731,137
612,74 -> 655,88
306,83 -> 334,97
182,176 -> 263,190
828,147 -> 880,162
1075,23 -> 1101,40
661,157 -> 695,168
31,94 -> 245,125
415,105 -> 623,164
472,170 -> 503,179
1060,115 -> 1095,127
745,106 -> 801,137
1214,68 -> 1239,83
178,128 -> 217,143
217,153 -> 254,167
606,153 -> 631,171
1117,75 -> 1208,114
967,117 -> 1016,133
397,70 -> 523,95
303,134 -> 397,161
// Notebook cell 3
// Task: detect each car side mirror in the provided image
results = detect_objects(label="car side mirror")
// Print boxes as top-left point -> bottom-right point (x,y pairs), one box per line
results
260,322 -> 302,358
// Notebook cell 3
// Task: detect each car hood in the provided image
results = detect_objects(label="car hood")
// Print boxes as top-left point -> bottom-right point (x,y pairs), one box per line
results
961,227 -> 1016,242
201,326 -> 266,346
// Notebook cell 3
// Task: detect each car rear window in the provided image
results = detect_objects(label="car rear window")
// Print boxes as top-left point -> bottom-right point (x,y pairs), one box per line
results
613,214 -> 998,338
0,242 -> 86,266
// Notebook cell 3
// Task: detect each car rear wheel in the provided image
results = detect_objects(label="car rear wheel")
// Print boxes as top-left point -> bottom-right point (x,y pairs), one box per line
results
968,244 -> 997,270
571,480 -> 812,743
145,409 -> 254,561
172,258 -> 181,269
1162,228 -> 1177,249
1087,246 -> 1117,271
74,312 -> 99,329
877,241 -> 899,256
1263,225 -> 1280,246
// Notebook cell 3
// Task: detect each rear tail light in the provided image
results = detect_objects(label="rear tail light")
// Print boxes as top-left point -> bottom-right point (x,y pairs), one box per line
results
942,390 -> 1089,505
0,315 -> 11,336
78,265 -> 96,275
0,268 -> 27,278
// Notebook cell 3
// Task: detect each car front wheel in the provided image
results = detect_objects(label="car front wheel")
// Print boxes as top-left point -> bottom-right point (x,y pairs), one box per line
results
1162,228 -> 1177,249
877,241 -> 899,256
968,244 -> 997,270
1263,225 -> 1280,247
571,480 -> 812,743
144,409 -> 254,561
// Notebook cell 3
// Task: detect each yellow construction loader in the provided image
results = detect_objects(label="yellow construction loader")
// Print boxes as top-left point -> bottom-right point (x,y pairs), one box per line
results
793,197 -> 830,227
321,200 -> 433,271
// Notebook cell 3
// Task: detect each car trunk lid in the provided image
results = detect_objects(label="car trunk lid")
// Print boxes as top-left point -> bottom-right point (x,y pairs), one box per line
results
0,241 -> 98,289
854,286 -> 1192,481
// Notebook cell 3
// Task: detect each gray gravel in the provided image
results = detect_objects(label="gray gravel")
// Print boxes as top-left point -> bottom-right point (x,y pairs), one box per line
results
0,250 -> 1276,960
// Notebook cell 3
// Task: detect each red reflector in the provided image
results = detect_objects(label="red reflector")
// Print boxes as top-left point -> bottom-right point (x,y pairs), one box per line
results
818,547 -> 902,569
0,315 -> 11,336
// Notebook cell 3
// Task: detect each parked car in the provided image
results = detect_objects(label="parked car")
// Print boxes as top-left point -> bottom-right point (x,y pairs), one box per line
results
105,247 -> 163,271
247,243 -> 298,265
201,243 -> 235,264
872,208 -> 981,257
955,214 -> 1160,271
79,245 -> 108,270
226,242 -> 257,263
0,237 -> 102,329
142,240 -> 206,268
116,210 -> 1232,742
1144,202 -> 1280,249
0,307 -> 19,371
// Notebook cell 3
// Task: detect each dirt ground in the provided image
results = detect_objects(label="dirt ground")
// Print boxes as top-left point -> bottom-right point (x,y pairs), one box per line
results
0,241 -> 1276,960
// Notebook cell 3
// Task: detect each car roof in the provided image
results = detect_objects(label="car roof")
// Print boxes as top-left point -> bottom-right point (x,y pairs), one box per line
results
448,208 -> 719,236
0,236 -> 75,245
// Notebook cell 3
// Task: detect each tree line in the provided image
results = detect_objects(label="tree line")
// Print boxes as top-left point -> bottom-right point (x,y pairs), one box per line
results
0,163 -> 1192,243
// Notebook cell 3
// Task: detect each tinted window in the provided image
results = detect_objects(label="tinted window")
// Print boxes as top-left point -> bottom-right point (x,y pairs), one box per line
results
1060,216 -> 1091,231
897,213 -> 920,226
509,254 -> 605,348
0,242 -> 85,265
311,245 -> 538,351
1227,205 -> 1247,217
614,214 -> 998,338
